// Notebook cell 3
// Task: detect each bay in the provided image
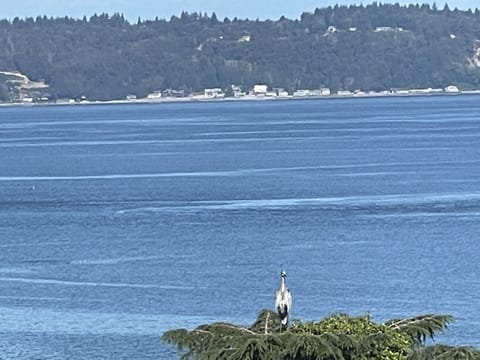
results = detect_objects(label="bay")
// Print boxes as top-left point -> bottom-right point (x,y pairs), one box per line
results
0,95 -> 480,359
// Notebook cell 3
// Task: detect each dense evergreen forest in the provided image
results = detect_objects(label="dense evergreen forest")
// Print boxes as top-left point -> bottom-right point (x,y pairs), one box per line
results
2,3 -> 480,101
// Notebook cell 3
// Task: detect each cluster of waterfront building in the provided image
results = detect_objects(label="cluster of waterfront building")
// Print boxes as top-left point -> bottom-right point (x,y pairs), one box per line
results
139,84 -> 462,102
19,83 -> 463,105
2,66 -> 466,105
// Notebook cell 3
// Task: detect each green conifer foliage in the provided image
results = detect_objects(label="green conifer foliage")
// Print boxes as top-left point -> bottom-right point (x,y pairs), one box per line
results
162,310 -> 478,360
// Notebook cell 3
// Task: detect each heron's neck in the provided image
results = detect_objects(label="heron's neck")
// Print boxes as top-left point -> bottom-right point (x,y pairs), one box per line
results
280,277 -> 286,291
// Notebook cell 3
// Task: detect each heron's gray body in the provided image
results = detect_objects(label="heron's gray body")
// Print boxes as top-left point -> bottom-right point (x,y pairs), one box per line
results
275,271 -> 292,326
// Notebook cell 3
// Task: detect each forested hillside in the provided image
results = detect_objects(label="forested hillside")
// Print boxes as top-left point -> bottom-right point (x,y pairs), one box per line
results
2,3 -> 480,101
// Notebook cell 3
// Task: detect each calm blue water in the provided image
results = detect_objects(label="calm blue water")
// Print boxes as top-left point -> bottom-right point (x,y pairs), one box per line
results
1,96 -> 480,359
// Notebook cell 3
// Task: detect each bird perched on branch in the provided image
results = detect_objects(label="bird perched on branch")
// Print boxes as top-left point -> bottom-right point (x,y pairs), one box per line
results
275,270 -> 292,327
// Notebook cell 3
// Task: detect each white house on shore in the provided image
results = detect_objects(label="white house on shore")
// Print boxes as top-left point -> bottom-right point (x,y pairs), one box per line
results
445,85 -> 460,93
230,85 -> 245,97
337,90 -> 353,96
293,89 -> 310,97
273,88 -> 289,97
253,84 -> 268,95
147,90 -> 162,99
310,88 -> 331,96
204,88 -> 225,98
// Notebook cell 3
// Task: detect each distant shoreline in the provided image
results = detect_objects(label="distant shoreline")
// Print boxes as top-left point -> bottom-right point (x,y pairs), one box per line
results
1,90 -> 479,108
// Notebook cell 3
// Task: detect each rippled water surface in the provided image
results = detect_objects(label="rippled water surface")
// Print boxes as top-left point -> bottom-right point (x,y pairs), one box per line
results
1,96 -> 480,358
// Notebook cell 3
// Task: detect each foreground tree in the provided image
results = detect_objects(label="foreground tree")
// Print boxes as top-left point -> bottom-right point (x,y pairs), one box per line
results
162,310 -> 480,359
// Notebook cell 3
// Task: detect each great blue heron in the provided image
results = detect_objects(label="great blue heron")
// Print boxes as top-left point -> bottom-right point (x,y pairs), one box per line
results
275,270 -> 292,327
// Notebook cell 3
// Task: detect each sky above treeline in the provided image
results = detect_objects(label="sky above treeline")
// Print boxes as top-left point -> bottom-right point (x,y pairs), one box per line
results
2,0 -> 479,22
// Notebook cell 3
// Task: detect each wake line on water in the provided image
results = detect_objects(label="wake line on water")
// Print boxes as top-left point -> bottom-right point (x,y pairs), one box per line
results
0,277 -> 193,290
0,295 -> 66,302
0,117 -> 207,129
0,241 -> 69,248
1,159 -> 479,182
116,192 -> 480,213
196,125 -> 480,137
70,256 -> 161,265
1,132 -> 479,148
360,211 -> 480,219
2,114 -> 479,130
0,171 -> 245,181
